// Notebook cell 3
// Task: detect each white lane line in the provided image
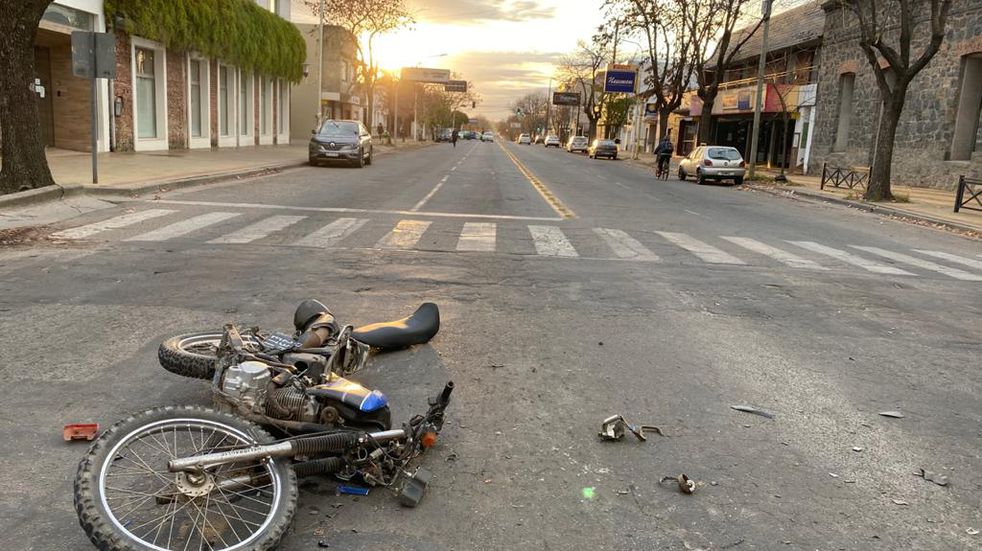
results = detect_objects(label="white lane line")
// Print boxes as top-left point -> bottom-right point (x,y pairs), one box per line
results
851,246 -> 982,281
410,175 -> 450,212
614,182 -> 630,190
529,225 -> 578,257
787,241 -> 914,275
294,218 -> 369,248
150,199 -> 563,222
913,249 -> 982,272
684,210 -> 702,217
594,228 -> 658,261
457,222 -> 496,252
124,212 -> 240,242
53,209 -> 177,239
721,236 -> 827,270
656,231 -> 745,264
376,220 -> 432,249
207,215 -> 307,244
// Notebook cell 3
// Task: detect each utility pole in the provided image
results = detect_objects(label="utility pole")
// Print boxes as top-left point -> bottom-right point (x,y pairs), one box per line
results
316,0 -> 325,125
747,0 -> 773,181
545,77 -> 552,135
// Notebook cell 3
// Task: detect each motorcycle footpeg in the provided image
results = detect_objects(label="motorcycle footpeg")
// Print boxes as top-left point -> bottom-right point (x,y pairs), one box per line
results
398,467 -> 433,508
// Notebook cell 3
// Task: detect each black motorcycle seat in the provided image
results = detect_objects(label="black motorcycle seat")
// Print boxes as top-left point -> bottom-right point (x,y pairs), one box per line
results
351,303 -> 440,350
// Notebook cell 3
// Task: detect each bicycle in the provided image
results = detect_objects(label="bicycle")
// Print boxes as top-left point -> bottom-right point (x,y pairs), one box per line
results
655,155 -> 671,180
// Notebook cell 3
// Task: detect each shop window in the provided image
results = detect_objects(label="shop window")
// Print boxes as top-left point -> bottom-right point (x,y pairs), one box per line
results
834,73 -> 855,152
260,76 -> 273,139
277,79 -> 290,137
135,48 -> 157,138
219,64 -> 235,138
131,39 -> 167,150
188,57 -> 209,142
951,54 -> 982,161
240,71 -> 254,139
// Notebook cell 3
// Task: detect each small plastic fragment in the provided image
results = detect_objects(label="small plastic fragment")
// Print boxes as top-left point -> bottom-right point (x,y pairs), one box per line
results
879,411 -> 905,418
64,423 -> 100,441
915,469 -> 949,486
337,485 -> 369,496
730,405 -> 775,419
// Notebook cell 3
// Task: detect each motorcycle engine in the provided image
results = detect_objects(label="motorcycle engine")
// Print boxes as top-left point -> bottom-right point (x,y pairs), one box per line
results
220,360 -> 271,414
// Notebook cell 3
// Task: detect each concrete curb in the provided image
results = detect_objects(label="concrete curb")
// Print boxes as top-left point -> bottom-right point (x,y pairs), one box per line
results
0,183 -> 85,209
747,183 -> 982,235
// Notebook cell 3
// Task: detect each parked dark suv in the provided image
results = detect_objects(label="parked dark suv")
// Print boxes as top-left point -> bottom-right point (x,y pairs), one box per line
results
309,120 -> 373,168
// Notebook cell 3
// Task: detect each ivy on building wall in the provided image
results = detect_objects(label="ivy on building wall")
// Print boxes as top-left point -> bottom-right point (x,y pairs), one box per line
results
106,0 -> 306,81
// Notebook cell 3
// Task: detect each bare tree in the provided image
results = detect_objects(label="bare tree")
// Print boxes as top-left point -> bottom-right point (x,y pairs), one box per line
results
305,0 -> 412,131
511,92 -> 551,137
688,0 -> 762,145
0,0 -> 55,195
607,0 -> 696,142
557,34 -> 612,140
843,0 -> 952,201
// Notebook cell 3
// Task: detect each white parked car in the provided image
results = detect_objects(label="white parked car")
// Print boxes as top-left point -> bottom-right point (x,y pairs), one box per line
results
482,131 -> 494,142
566,135 -> 589,153
517,133 -> 532,145
543,135 -> 561,148
677,146 -> 746,185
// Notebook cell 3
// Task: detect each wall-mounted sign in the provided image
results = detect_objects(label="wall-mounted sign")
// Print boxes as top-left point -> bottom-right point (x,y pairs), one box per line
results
603,68 -> 637,93
444,80 -> 467,92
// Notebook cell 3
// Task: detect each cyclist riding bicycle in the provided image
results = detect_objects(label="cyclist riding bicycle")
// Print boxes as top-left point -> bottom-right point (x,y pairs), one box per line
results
654,135 -> 674,177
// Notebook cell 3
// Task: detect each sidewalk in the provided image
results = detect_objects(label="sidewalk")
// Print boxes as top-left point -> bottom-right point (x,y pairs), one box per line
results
627,151 -> 982,234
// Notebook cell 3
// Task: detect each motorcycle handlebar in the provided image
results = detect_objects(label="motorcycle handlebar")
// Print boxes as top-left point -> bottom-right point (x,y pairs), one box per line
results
438,381 -> 454,405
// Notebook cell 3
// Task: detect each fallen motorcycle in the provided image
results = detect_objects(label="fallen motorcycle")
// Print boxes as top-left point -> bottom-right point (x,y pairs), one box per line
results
73,320 -> 453,550
157,299 -> 441,381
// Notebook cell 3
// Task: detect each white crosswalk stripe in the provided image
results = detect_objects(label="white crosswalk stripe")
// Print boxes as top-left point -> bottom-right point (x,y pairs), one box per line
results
656,231 -> 745,264
52,209 -> 177,239
376,220 -> 431,249
851,246 -> 982,281
721,236 -> 826,270
293,218 -> 369,248
207,215 -> 307,244
529,225 -> 578,257
787,241 -> 914,275
594,228 -> 658,261
124,212 -> 241,242
457,222 -> 496,252
912,250 -> 982,272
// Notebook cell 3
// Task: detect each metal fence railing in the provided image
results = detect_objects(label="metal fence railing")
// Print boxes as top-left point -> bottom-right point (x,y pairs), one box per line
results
820,163 -> 869,191
954,175 -> 982,213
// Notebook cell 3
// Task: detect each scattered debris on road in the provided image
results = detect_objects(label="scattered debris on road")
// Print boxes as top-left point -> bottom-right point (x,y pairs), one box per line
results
63,423 -> 99,441
337,485 -> 370,496
915,468 -> 949,486
730,405 -> 775,419
598,414 -> 665,441
852,446 -> 864,452
967,528 -> 979,536
891,498 -> 910,506
879,411 -> 905,418
677,474 -> 696,494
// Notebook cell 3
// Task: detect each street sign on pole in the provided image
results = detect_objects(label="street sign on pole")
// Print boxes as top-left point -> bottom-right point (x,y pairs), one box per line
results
401,67 -> 451,84
71,31 -> 116,185
444,80 -> 467,93
553,92 -> 580,106
603,68 -> 638,93
509,122 -> 521,129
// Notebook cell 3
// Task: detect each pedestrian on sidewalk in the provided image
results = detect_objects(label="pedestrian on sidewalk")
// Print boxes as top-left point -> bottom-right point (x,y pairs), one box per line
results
451,129 -> 459,148
654,133 -> 674,178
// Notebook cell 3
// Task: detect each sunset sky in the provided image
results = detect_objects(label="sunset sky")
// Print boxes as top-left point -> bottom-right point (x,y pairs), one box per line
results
292,0 -> 608,120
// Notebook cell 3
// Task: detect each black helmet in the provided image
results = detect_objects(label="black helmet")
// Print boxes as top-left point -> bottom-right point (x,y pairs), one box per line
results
293,299 -> 331,331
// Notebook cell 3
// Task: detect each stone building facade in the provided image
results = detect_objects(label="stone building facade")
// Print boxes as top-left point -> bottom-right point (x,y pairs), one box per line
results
810,0 -> 982,189
290,24 -> 363,142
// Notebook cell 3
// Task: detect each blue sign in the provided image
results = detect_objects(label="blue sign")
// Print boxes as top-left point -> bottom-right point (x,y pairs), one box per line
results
604,70 -> 637,93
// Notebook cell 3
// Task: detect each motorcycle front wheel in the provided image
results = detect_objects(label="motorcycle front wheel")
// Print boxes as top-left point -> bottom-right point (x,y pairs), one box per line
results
74,406 -> 297,551
158,332 -> 262,380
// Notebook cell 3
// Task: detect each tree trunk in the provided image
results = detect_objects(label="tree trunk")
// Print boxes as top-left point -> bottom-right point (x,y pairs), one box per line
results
658,107 -> 671,142
587,119 -> 598,141
365,83 -> 374,131
697,93 -> 717,145
0,1 -> 55,195
864,99 -> 901,201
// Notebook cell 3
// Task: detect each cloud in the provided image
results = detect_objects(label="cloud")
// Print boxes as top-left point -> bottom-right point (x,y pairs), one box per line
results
446,50 -> 567,119
408,0 -> 556,24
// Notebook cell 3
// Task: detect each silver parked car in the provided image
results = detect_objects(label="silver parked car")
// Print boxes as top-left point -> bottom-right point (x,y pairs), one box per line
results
677,146 -> 746,185
566,135 -> 588,153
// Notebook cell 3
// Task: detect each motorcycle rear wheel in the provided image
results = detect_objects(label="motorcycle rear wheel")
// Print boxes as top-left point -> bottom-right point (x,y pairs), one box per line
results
74,405 -> 297,551
158,332 -> 262,380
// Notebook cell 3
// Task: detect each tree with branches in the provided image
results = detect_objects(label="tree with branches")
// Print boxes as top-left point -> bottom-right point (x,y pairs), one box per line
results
0,0 -> 56,195
687,0 -> 762,145
842,0 -> 952,201
557,34 -> 612,140
305,0 -> 412,131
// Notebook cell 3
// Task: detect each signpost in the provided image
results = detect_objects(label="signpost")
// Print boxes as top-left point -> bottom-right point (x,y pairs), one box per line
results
401,67 -> 451,84
552,92 -> 581,106
71,31 -> 115,184
444,80 -> 467,93
603,66 -> 638,94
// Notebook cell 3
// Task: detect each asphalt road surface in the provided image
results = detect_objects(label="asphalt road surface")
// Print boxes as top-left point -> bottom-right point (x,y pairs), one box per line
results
1,140 -> 980,550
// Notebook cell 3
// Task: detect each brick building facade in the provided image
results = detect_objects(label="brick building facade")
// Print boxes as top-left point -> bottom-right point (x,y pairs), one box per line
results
810,0 -> 982,189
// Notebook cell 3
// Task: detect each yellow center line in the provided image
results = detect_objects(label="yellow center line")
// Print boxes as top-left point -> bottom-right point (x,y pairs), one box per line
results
496,141 -> 576,219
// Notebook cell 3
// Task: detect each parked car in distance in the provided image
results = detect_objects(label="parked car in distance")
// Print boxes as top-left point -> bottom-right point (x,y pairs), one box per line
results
482,131 -> 495,142
544,135 -> 561,148
588,139 -> 617,159
533,135 -> 545,144
566,135 -> 589,153
309,120 -> 373,168
677,145 -> 746,185
518,133 -> 532,145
